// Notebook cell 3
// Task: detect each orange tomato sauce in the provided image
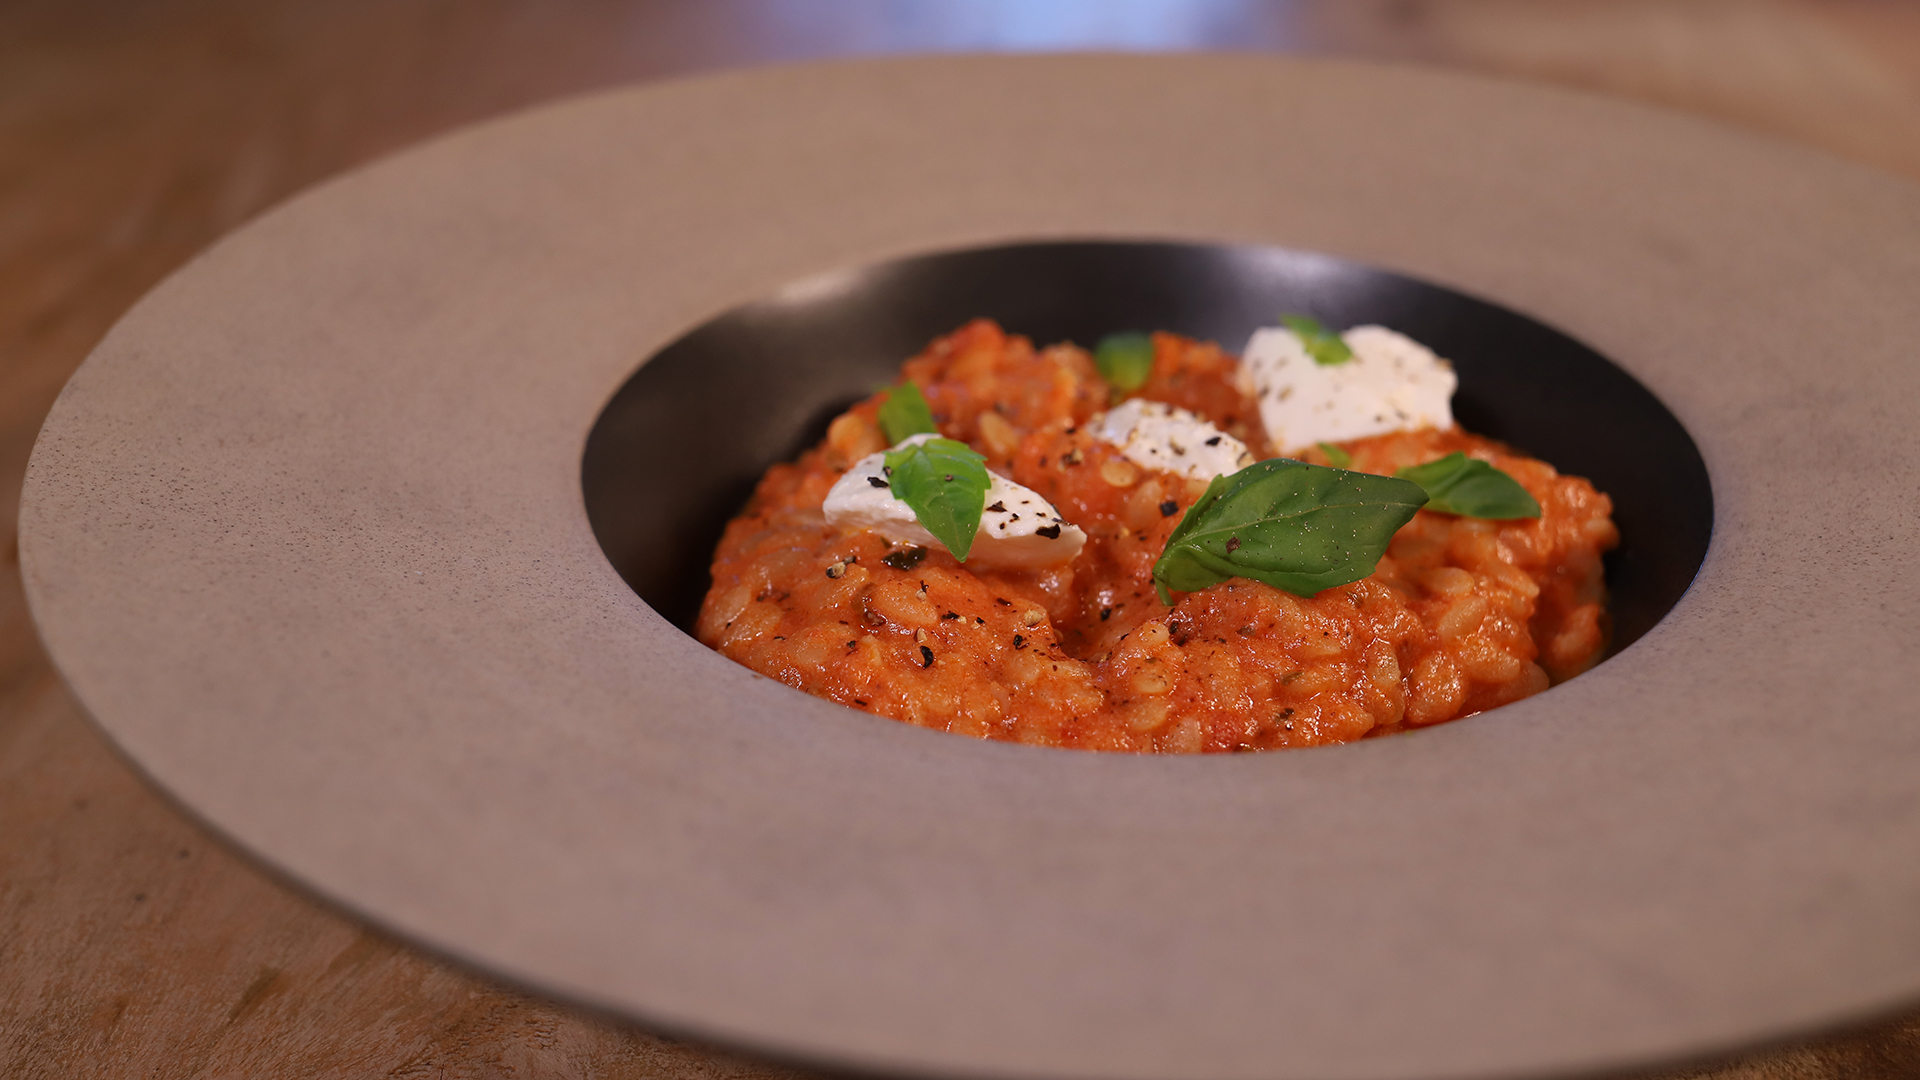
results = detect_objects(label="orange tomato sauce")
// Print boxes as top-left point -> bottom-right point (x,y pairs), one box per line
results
696,320 -> 1618,752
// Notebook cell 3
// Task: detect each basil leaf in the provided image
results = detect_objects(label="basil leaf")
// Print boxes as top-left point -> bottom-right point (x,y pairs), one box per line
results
1094,331 -> 1154,393
877,382 -> 938,444
886,438 -> 991,562
1395,452 -> 1541,519
1317,441 -> 1352,468
1280,314 -> 1353,366
1152,459 -> 1427,603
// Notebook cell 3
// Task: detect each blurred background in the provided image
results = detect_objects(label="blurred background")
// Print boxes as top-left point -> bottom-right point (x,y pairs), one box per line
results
5,3 -> 1920,1077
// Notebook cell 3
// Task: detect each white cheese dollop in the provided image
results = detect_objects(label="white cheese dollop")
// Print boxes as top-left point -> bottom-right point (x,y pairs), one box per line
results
1240,324 -> 1456,453
822,434 -> 1087,570
1091,399 -> 1255,481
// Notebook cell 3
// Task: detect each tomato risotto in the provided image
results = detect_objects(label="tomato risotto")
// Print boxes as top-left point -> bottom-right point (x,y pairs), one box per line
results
697,319 -> 1616,752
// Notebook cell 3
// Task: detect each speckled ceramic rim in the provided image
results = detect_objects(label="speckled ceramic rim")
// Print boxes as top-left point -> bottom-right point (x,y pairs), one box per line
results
19,56 -> 1920,1080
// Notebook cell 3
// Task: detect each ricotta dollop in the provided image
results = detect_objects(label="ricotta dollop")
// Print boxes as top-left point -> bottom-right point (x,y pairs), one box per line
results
1091,399 -> 1255,481
1241,324 -> 1456,453
822,434 -> 1087,569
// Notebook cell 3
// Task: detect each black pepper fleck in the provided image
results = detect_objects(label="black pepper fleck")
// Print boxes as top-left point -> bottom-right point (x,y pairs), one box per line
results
919,645 -> 935,668
1159,499 -> 1178,517
882,545 -> 927,570
867,476 -> 888,488
1036,523 -> 1062,539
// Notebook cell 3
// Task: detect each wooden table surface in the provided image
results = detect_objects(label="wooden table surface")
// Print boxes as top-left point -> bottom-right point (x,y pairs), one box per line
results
5,2 -> 1920,1077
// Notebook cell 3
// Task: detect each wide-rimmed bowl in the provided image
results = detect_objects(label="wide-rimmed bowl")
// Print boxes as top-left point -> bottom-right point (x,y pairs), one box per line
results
20,55 -> 1920,1080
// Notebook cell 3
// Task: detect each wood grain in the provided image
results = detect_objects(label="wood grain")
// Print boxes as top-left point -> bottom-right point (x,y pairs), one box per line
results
4,2 -> 1920,1076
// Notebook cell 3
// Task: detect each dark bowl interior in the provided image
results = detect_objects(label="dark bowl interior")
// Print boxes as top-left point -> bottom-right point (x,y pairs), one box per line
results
583,241 -> 1712,664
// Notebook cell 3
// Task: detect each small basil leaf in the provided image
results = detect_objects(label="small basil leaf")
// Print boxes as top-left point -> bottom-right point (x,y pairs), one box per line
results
1317,441 -> 1352,468
1152,459 -> 1427,603
886,438 -> 991,562
877,382 -> 938,444
1094,331 -> 1154,393
1279,314 -> 1353,366
1395,452 -> 1541,519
